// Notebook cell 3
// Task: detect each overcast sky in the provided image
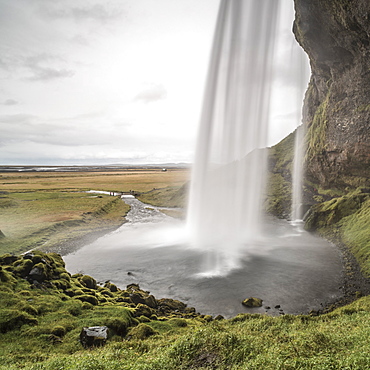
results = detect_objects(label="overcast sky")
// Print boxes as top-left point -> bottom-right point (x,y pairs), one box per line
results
0,0 -> 309,165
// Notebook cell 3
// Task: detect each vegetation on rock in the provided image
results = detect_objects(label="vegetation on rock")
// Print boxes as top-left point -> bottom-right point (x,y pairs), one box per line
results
1,250 -> 370,369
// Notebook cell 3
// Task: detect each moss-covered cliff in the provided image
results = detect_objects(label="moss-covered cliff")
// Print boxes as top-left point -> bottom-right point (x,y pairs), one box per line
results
293,0 -> 370,190
273,0 -> 370,276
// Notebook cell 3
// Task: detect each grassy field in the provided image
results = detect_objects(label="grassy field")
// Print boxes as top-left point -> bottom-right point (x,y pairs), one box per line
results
1,168 -> 370,368
0,168 -> 189,193
0,168 -> 190,255
0,250 -> 370,369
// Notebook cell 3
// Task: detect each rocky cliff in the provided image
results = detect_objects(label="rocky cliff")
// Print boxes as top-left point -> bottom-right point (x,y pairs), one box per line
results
293,0 -> 370,189
284,0 -> 370,276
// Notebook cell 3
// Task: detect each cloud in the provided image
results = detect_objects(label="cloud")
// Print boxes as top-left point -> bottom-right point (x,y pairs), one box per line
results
2,99 -> 18,106
0,52 -> 75,81
0,58 -> 9,70
70,34 -> 90,46
134,84 -> 167,104
39,2 -> 123,23
0,112 -> 129,147
26,66 -> 75,81
23,54 -> 75,81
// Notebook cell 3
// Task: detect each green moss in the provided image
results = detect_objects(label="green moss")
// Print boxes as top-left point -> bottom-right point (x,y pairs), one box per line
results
265,173 -> 291,217
63,300 -> 83,316
305,194 -> 367,230
242,297 -> 263,308
0,267 -> 16,284
75,294 -> 99,306
13,258 -> 34,277
138,315 -> 151,323
105,317 -> 131,336
134,303 -> 154,318
128,323 -> 158,340
266,131 -> 297,218
50,325 -> 66,337
305,194 -> 370,277
0,309 -> 38,333
98,288 -> 114,297
104,282 -> 118,292
306,92 -> 330,160
79,275 -> 97,290
0,254 -> 18,265
340,198 -> 370,275
168,318 -> 188,327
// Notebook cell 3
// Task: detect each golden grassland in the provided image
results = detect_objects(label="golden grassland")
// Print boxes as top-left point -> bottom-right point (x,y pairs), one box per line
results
0,168 -> 189,193
0,168 -> 190,255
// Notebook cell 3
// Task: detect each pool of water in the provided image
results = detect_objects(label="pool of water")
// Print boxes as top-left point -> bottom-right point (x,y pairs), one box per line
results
64,196 -> 343,318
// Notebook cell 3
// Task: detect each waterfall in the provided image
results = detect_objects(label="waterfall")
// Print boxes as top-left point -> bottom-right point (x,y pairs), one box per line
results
187,0 -> 281,276
291,42 -> 310,222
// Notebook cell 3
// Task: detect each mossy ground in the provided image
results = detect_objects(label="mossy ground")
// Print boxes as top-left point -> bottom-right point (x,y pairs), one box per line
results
0,251 -> 370,369
305,188 -> 370,276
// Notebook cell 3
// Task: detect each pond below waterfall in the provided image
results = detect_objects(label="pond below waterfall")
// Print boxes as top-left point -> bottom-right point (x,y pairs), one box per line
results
64,195 -> 344,318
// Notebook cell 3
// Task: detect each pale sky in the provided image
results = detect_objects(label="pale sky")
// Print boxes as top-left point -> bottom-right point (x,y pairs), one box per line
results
0,0 -> 309,165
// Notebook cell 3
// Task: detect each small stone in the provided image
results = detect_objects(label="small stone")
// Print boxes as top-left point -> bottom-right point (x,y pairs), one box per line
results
80,326 -> 108,348
264,306 -> 271,310
274,305 -> 281,309
242,297 -> 263,308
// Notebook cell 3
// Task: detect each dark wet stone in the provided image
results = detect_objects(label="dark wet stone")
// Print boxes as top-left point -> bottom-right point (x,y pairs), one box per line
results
80,326 -> 108,348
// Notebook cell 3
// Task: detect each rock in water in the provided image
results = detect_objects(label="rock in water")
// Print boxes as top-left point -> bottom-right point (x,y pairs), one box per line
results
80,326 -> 109,348
242,297 -> 263,308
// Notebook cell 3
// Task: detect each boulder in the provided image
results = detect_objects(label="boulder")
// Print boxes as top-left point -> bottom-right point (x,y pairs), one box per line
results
79,275 -> 97,290
157,298 -> 186,313
28,263 -> 47,283
242,297 -> 263,308
80,326 -> 108,348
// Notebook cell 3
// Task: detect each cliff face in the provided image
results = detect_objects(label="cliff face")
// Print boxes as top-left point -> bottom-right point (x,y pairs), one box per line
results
293,0 -> 370,189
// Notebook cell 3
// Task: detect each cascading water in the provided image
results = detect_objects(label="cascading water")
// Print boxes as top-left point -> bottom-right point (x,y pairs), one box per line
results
187,0 -> 280,276
290,42 -> 310,223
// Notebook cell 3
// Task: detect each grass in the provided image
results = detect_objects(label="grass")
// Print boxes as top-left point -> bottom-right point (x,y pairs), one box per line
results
0,169 -> 189,193
340,197 -> 370,275
0,169 -> 190,255
1,250 -> 370,370
0,167 -> 370,368
305,190 -> 370,276
0,191 -> 129,255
